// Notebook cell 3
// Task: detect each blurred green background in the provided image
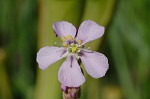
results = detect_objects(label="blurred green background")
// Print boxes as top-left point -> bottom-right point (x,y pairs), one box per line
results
0,0 -> 150,99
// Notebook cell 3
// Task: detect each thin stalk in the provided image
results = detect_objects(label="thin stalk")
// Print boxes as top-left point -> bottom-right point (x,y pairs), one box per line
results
63,87 -> 80,99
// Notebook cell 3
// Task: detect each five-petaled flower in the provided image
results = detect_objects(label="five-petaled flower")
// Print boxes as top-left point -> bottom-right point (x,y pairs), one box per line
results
36,20 -> 109,87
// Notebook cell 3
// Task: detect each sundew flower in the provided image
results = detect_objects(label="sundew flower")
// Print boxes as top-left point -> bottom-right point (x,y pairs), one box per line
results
37,20 -> 109,87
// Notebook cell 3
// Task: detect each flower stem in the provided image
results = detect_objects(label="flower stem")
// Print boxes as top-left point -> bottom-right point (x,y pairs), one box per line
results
63,87 -> 80,99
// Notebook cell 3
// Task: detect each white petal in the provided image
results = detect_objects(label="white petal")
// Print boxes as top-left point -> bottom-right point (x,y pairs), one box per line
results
58,56 -> 85,87
36,46 -> 67,70
80,50 -> 109,78
76,20 -> 105,45
52,21 -> 76,38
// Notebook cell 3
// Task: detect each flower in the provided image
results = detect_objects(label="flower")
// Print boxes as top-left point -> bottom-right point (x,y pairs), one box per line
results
36,20 -> 109,87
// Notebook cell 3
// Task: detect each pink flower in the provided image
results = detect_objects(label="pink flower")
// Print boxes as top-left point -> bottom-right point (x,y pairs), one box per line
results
36,20 -> 109,87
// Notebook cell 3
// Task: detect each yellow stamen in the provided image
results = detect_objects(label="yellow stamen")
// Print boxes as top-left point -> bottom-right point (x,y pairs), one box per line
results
61,36 -> 67,42
77,40 -> 82,45
62,43 -> 67,47
67,35 -> 73,40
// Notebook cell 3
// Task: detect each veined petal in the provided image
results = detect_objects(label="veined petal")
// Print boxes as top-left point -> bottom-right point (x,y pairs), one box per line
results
52,21 -> 76,38
58,56 -> 85,87
76,20 -> 105,45
36,46 -> 67,70
80,50 -> 109,78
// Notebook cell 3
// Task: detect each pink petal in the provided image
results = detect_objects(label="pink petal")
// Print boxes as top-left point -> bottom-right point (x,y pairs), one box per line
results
52,21 -> 76,38
36,46 -> 67,70
76,20 -> 105,45
58,56 -> 85,87
61,84 -> 67,92
80,50 -> 109,78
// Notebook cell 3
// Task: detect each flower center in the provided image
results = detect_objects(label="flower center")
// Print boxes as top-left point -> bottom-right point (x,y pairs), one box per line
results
61,35 -> 82,54
69,44 -> 78,53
